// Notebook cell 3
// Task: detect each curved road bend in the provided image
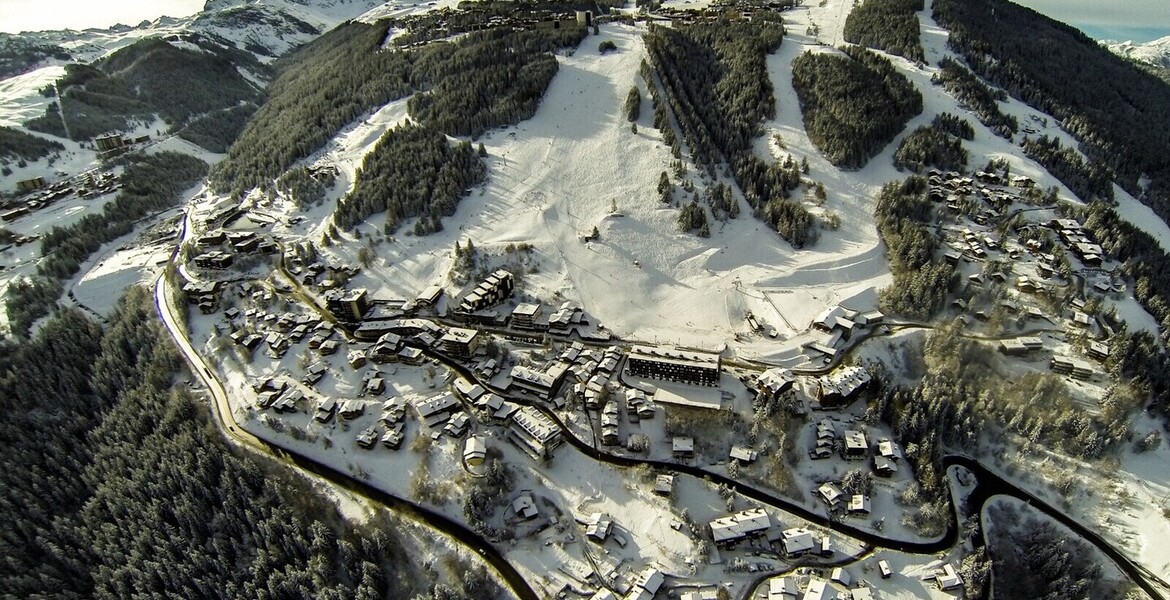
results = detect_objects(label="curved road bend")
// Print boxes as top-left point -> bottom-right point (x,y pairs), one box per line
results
152,276 -> 541,600
432,350 -> 1167,598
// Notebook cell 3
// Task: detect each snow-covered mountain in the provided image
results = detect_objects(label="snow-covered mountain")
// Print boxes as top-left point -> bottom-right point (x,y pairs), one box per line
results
1105,35 -> 1170,71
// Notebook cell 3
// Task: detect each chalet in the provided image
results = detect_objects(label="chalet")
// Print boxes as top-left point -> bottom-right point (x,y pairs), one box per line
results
464,435 -> 487,467
781,528 -> 816,557
830,567 -> 852,587
629,568 -> 664,600
802,578 -> 834,600
339,399 -> 365,420
626,345 -> 721,387
347,350 -> 368,369
873,455 -> 898,477
730,445 -> 759,463
757,367 -> 796,399
672,436 -> 695,459
818,482 -> 844,507
319,339 -> 341,356
444,412 -> 470,437
356,426 -> 379,449
847,494 -> 871,515
302,361 -> 328,386
512,493 -> 539,520
1015,276 -> 1039,293
315,397 -> 337,423
509,363 -> 568,400
381,425 -> 404,449
509,406 -> 562,461
398,346 -> 424,364
600,401 -> 620,446
708,508 -> 770,547
654,474 -> 674,497
1051,357 -> 1094,380
1072,310 -> 1094,328
381,398 -> 406,424
364,375 -> 385,396
842,429 -> 867,459
438,327 -> 480,359
1088,341 -> 1110,361
583,512 -> 613,542
768,577 -> 798,600
414,393 -> 460,428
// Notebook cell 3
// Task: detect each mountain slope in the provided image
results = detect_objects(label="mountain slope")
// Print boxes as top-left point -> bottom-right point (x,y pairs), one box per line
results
1106,35 -> 1170,71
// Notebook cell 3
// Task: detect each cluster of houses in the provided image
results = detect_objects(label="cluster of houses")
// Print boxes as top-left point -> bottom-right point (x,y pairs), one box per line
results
808,306 -> 884,362
192,228 -> 277,269
810,419 -> 903,477
704,508 -> 839,561
3,171 -> 118,223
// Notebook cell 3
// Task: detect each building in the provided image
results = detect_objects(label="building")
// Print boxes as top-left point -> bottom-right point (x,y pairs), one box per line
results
583,511 -> 613,542
654,474 -> 674,497
512,494 -> 539,520
626,345 -> 721,387
936,564 -> 963,590
730,445 -> 758,463
708,508 -> 770,547
511,302 -> 542,330
843,429 -> 867,459
847,494 -> 871,515
325,288 -> 369,322
768,577 -> 798,600
459,269 -> 514,313
194,250 -> 233,269
780,527 -> 816,557
817,366 -> 871,405
415,284 -> 444,308
818,482 -> 844,507
757,367 -> 796,399
414,393 -> 460,428
439,327 -> 480,359
672,436 -> 694,459
830,568 -> 851,587
16,176 -> 46,194
509,363 -> 569,400
509,406 -> 562,460
801,577 -> 834,600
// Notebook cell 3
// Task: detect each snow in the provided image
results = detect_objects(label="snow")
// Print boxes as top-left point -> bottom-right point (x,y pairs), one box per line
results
1106,35 -> 1170,70
0,65 -> 65,127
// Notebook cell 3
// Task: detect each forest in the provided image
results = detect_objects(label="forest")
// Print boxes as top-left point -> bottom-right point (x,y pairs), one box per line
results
210,20 -> 415,196
0,289 -> 491,600
24,37 -> 259,143
212,18 -> 584,197
335,123 -> 486,235
931,57 -> 1017,139
892,114 -> 971,173
1021,135 -> 1114,203
406,26 -> 586,138
0,125 -> 63,164
842,0 -> 925,63
5,151 -> 207,336
644,19 -> 815,247
0,34 -> 71,79
791,46 -> 922,169
872,176 -> 954,319
177,103 -> 259,154
933,0 -> 1170,224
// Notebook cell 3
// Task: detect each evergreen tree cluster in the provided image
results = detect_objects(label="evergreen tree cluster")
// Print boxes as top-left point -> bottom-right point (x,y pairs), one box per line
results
276,165 -> 335,208
644,20 -> 816,247
211,20 -> 415,196
0,125 -> 64,164
791,46 -> 923,169
873,176 -> 955,318
0,290 -> 433,599
705,182 -> 740,219
176,103 -> 258,154
407,26 -> 585,138
986,504 -> 1108,600
931,57 -> 1017,138
931,112 -> 975,140
677,199 -> 710,237
893,117 -> 970,173
24,37 -> 259,143
933,0 -> 1170,223
335,123 -> 486,234
1021,135 -> 1114,202
5,152 -> 207,336
624,86 -> 641,122
842,0 -> 925,63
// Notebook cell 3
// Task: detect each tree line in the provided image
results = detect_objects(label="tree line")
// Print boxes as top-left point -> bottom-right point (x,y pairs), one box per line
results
933,0 -> 1170,227
842,0 -> 925,63
0,125 -> 64,165
1021,135 -> 1115,202
931,57 -> 1018,139
893,113 -> 972,173
0,289 -> 487,599
873,176 -> 955,318
5,151 -> 207,336
792,46 -> 923,169
644,19 -> 816,247
335,123 -> 486,235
